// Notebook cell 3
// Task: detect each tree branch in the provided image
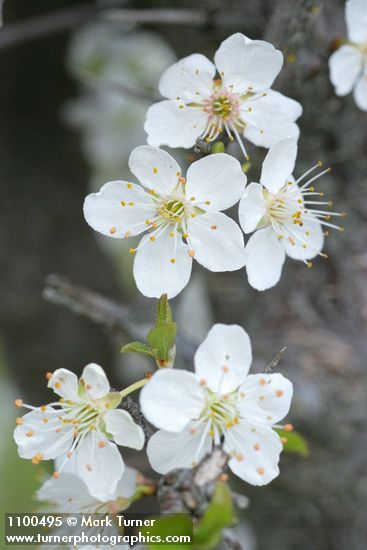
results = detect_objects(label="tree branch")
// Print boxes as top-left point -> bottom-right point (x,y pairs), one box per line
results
42,273 -> 196,362
0,6 -> 207,51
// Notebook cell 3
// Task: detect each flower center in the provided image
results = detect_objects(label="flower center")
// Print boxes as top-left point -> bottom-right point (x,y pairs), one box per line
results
61,401 -> 101,435
159,199 -> 186,222
205,82 -> 241,122
201,389 -> 240,436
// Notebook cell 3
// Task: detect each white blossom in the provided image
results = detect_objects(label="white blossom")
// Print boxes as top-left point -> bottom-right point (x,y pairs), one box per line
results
238,139 -> 344,291
14,364 -> 144,501
144,33 -> 302,158
329,0 -> 367,111
37,456 -> 136,513
140,324 -> 293,486
83,146 -> 247,298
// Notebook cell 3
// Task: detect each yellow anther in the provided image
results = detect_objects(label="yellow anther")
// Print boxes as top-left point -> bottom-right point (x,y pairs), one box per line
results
170,258 -> 176,264
149,235 -> 156,242
128,202 -> 134,207
188,249 -> 196,257
129,248 -> 136,255
16,418 -> 24,425
26,430 -> 34,437
169,231 -> 174,237
14,399 -> 23,408
205,200 -> 211,205
145,219 -> 151,225
190,196 -> 196,201
121,201 -> 126,207
153,167 -> 158,174
127,183 -> 133,189
284,423 -> 294,432
307,261 -> 313,268
124,231 -> 131,239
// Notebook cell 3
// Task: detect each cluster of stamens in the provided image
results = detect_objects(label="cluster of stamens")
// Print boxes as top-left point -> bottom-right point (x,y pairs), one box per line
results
264,162 -> 345,267
14,383 -> 107,478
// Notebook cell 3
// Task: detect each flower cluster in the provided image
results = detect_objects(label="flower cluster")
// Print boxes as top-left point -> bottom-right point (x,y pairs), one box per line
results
13,22 -> 348,542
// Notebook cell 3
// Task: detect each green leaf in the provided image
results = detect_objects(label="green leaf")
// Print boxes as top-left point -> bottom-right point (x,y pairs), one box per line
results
121,341 -> 153,356
155,294 -> 173,325
147,323 -> 177,364
276,429 -> 310,457
141,514 -> 193,550
194,482 -> 234,549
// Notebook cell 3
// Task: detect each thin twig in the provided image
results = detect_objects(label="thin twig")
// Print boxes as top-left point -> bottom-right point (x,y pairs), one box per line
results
264,346 -> 287,373
42,273 -> 196,362
0,6 -> 207,51
102,8 -> 207,26
0,4 -> 96,50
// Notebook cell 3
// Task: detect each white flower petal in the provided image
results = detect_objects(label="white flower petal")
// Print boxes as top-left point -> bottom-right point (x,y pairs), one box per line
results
76,431 -> 124,501
237,373 -> 293,424
224,422 -> 282,486
115,466 -> 137,500
140,369 -> 204,432
133,229 -> 193,299
346,0 -> 367,43
260,138 -> 298,194
104,409 -> 145,450
37,472 -> 90,507
128,145 -> 181,195
159,53 -> 215,102
48,368 -> 79,401
281,214 -> 324,261
187,212 -> 246,272
146,423 -> 212,474
194,324 -> 252,394
245,227 -> 286,291
81,363 -> 110,400
14,409 -> 73,460
353,73 -> 367,111
329,45 -> 363,96
144,100 -> 208,149
185,153 -> 247,211
83,180 -> 155,238
214,33 -> 283,93
243,91 -> 302,148
238,182 -> 267,234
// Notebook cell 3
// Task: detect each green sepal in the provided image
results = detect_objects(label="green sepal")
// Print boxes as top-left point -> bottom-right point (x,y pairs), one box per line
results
121,341 -> 154,357
194,482 -> 235,549
276,428 -> 310,457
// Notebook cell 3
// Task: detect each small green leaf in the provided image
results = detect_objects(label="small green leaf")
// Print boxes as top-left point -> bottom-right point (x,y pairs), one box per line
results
194,482 -> 234,549
276,428 -> 310,457
141,514 -> 193,550
211,141 -> 225,154
156,293 -> 173,325
147,323 -> 177,364
121,341 -> 154,356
